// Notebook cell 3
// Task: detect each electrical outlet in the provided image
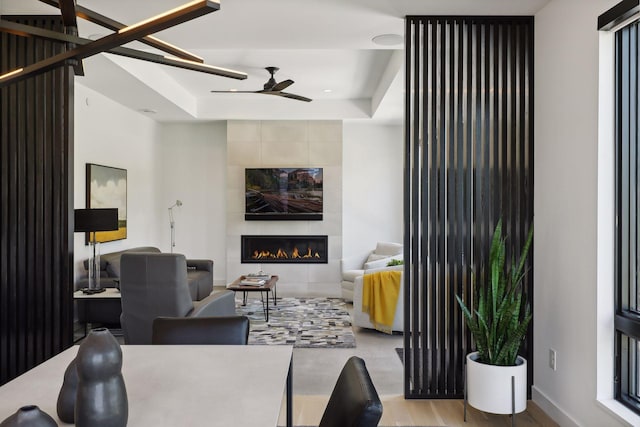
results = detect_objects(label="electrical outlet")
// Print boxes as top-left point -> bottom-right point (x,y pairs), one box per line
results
549,348 -> 557,371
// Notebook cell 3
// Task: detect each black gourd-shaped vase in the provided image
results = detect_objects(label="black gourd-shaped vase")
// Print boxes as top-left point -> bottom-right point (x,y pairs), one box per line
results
56,357 -> 78,423
75,328 -> 128,427
0,405 -> 57,427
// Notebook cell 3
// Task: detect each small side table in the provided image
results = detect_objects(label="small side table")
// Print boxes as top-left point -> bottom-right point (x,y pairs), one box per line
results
226,275 -> 279,321
74,287 -> 122,341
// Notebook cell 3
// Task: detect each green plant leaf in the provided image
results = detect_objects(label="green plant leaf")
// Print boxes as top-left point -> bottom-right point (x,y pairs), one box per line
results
456,219 -> 533,366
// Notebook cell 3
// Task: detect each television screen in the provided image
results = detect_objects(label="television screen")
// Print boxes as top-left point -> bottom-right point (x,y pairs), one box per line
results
245,168 -> 323,220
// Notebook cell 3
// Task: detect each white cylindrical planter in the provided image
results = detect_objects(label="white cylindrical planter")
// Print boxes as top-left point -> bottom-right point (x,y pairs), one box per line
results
466,352 -> 527,415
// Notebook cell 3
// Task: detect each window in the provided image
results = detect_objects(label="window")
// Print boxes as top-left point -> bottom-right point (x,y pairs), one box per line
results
615,19 -> 640,414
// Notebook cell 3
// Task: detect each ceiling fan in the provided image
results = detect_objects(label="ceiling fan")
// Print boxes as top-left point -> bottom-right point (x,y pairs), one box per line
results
211,67 -> 312,102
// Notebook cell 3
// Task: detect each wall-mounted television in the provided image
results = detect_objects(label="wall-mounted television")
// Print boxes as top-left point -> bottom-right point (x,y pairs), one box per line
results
245,168 -> 323,220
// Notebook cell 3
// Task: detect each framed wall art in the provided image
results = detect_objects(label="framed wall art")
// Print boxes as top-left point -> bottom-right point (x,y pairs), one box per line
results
86,163 -> 127,243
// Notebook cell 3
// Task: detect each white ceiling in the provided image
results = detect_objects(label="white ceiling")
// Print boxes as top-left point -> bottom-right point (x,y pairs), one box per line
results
1,0 -> 551,123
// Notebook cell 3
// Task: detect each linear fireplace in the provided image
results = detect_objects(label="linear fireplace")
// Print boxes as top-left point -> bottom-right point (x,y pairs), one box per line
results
241,235 -> 328,264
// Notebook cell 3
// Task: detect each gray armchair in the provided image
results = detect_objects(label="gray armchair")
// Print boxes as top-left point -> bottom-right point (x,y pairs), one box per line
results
119,253 -> 236,344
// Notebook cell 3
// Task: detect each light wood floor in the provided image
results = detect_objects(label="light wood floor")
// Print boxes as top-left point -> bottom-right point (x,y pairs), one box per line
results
279,394 -> 559,426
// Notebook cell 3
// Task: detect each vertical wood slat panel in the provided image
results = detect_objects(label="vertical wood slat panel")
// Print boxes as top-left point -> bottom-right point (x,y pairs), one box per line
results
404,16 -> 534,398
0,15 -> 74,386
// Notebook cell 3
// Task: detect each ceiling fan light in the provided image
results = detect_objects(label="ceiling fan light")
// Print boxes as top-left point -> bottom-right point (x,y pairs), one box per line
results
74,3 -> 205,63
149,35 -> 203,63
163,56 -> 247,79
118,0 -> 219,35
0,68 -> 24,80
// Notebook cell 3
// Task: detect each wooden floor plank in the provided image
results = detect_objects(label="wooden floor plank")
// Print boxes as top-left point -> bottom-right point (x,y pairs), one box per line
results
280,395 -> 560,426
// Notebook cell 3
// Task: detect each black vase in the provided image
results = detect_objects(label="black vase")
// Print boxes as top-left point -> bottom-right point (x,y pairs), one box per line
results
75,328 -> 128,427
56,357 -> 78,423
0,405 -> 57,427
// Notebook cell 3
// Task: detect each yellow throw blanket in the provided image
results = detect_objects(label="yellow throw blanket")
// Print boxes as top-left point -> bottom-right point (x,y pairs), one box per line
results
362,270 -> 401,334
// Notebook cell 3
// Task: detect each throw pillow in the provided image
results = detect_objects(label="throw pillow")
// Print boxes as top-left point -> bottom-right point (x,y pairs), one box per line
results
366,253 -> 388,263
364,257 -> 392,270
105,258 -> 121,278
374,242 -> 403,256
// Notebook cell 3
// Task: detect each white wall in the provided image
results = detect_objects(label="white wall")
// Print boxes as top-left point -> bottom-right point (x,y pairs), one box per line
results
534,0 -> 631,425
342,122 -> 403,259
154,121 -> 228,284
74,84 -> 160,281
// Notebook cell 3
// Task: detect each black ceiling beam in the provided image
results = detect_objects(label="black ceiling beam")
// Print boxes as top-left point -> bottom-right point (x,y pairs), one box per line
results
38,0 -> 204,63
75,4 -> 205,64
55,0 -> 85,76
58,0 -> 77,27
0,19 -> 247,80
0,0 -> 220,87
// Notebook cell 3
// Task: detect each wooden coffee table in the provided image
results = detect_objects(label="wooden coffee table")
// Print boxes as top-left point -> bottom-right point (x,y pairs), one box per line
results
227,275 -> 279,321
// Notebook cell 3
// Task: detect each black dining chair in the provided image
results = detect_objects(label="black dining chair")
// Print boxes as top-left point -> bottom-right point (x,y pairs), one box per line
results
319,356 -> 383,427
151,316 -> 250,345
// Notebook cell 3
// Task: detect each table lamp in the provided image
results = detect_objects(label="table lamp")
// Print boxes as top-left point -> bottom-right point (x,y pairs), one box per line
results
74,208 -> 119,292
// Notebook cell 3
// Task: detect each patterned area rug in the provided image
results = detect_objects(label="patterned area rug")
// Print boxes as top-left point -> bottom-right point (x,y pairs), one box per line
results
235,296 -> 356,348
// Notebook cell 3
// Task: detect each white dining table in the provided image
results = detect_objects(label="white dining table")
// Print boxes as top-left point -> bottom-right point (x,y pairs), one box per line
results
0,345 -> 293,427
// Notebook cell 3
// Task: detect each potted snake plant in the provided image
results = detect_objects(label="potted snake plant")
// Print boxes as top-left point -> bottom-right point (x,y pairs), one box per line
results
456,219 -> 533,415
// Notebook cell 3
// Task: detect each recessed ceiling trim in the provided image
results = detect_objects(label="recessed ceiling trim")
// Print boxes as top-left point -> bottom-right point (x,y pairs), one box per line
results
372,33 -> 403,46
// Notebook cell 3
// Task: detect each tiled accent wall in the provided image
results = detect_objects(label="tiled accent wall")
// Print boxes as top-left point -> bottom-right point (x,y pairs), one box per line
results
226,120 -> 343,296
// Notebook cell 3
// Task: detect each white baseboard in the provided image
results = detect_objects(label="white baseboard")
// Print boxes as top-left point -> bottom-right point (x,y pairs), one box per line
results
532,385 -> 580,427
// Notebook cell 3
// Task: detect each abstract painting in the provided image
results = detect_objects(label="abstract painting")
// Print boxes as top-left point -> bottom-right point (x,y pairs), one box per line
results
86,163 -> 127,243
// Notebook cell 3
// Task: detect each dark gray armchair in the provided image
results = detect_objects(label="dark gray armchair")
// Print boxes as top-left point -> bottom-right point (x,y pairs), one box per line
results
119,253 -> 236,344
151,316 -> 250,345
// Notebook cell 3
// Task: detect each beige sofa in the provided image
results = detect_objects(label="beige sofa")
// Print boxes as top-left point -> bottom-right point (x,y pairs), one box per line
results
341,242 -> 403,302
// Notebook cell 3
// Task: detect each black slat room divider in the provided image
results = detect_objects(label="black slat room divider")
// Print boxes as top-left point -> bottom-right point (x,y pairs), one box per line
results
0,16 -> 74,385
404,16 -> 534,398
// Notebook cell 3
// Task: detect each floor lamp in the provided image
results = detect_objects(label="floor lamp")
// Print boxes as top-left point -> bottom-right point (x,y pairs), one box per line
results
74,208 -> 119,293
168,200 -> 182,253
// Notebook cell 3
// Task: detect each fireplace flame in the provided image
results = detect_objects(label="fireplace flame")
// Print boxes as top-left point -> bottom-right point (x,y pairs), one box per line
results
252,246 -> 321,260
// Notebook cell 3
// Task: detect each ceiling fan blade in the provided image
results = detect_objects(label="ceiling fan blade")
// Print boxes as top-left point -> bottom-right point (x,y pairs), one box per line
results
0,19 -> 246,80
278,92 -> 312,102
260,90 -> 312,102
211,68 -> 310,101
210,90 -> 257,93
271,79 -> 294,92
0,0 -> 220,87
